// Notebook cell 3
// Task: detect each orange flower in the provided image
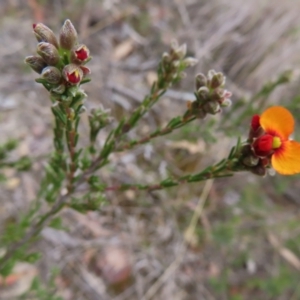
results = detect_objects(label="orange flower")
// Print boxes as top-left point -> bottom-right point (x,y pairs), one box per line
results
252,106 -> 300,175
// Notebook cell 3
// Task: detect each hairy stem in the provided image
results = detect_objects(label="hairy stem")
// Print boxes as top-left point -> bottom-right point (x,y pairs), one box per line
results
66,109 -> 77,192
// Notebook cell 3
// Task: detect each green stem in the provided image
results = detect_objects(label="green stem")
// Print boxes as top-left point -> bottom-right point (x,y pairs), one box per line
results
103,157 -> 243,192
0,193 -> 69,271
0,147 -> 244,272
116,115 -> 196,152
65,110 -> 77,192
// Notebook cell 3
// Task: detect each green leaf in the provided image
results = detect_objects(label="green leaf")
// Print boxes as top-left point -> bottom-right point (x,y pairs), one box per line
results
167,116 -> 182,128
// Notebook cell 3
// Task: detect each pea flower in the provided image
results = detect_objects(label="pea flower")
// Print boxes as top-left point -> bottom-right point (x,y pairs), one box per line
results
251,106 -> 300,175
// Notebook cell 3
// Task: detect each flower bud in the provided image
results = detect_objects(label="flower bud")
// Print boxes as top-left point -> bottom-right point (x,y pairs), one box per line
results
62,64 -> 83,85
174,43 -> 187,59
248,114 -> 263,141
33,23 -> 59,49
25,55 -> 47,74
172,60 -> 180,68
210,72 -> 225,89
162,52 -> 171,63
41,66 -> 62,84
197,86 -> 210,101
59,19 -> 78,50
203,101 -> 220,114
220,98 -> 232,107
70,44 -> 90,64
211,88 -> 225,101
252,134 -> 274,157
251,115 -> 261,132
182,57 -> 198,68
195,73 -> 207,90
37,42 -> 60,66
207,69 -> 217,80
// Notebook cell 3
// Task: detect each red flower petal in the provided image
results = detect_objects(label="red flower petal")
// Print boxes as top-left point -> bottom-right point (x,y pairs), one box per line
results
251,114 -> 261,131
74,45 -> 89,62
253,134 -> 273,156
67,71 -> 81,84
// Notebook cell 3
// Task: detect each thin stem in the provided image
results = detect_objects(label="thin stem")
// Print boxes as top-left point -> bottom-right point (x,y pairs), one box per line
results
116,114 -> 196,152
52,116 -> 65,161
92,83 -> 171,171
103,159 -> 242,192
0,192 -> 69,270
0,46 -> 202,272
0,153 -> 243,271
66,114 -> 77,192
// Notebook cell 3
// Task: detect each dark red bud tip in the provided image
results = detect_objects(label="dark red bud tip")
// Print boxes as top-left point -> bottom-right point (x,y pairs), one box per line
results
251,115 -> 261,131
67,71 -> 81,84
33,24 -> 37,29
76,48 -> 88,61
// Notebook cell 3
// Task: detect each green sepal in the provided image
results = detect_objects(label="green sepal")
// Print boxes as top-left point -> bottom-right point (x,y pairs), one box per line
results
80,78 -> 91,84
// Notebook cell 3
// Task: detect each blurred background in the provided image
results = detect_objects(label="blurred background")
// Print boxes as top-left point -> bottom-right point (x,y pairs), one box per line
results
1,0 -> 300,299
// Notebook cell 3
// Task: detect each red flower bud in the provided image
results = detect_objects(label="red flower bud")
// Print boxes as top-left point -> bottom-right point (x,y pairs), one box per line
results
76,45 -> 89,61
251,115 -> 260,132
33,23 -> 59,49
67,72 -> 80,84
63,64 -> 83,85
252,134 -> 273,156
70,45 -> 90,64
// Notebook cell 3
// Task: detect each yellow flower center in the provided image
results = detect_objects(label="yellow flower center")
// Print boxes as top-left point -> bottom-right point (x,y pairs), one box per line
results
272,136 -> 282,149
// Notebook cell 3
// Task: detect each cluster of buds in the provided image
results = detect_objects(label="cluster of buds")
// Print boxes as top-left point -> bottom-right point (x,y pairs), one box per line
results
186,70 -> 232,119
25,20 -> 91,97
89,106 -> 113,146
160,41 -> 198,88
240,114 -> 276,176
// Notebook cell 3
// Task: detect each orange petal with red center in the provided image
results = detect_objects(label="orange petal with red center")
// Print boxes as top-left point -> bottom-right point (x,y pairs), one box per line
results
272,141 -> 300,175
260,106 -> 294,140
